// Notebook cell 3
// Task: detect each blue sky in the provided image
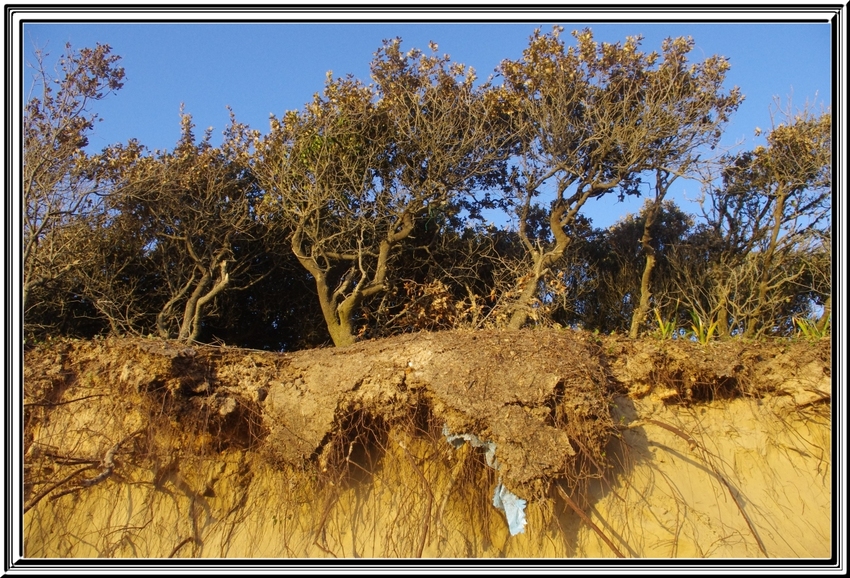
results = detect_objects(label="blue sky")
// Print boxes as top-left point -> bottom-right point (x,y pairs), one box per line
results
22,19 -> 833,228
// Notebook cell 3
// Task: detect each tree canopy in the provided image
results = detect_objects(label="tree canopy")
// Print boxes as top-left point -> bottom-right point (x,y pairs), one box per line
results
22,31 -> 831,349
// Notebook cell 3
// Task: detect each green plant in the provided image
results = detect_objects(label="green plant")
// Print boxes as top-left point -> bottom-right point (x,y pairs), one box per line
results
653,307 -> 677,340
688,311 -> 719,345
794,315 -> 830,340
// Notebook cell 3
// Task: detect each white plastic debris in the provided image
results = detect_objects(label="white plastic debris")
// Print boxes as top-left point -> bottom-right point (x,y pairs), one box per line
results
442,425 -> 498,469
492,482 -> 527,536
442,424 -> 528,536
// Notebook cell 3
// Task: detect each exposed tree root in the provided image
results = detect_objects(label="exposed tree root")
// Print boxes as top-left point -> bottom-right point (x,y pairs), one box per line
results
635,418 -> 769,557
556,485 -> 625,558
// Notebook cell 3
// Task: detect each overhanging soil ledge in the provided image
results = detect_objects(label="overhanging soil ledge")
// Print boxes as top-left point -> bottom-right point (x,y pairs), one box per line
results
22,329 -> 831,558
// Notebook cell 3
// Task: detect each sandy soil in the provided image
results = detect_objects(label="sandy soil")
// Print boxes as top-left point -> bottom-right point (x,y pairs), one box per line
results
21,330 -> 832,559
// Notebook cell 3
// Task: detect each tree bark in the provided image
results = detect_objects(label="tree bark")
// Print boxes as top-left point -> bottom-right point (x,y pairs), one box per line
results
291,213 -> 409,347
305,263 -> 361,348
157,273 -> 198,339
507,272 -> 543,330
744,191 -> 787,338
629,200 -> 661,339
177,273 -> 212,342
187,262 -> 231,343
506,194 -> 580,330
816,295 -> 831,333
715,286 -> 731,338
629,252 -> 657,339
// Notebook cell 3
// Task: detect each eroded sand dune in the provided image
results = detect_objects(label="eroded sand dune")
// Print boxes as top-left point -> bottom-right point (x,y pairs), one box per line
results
22,330 -> 831,559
